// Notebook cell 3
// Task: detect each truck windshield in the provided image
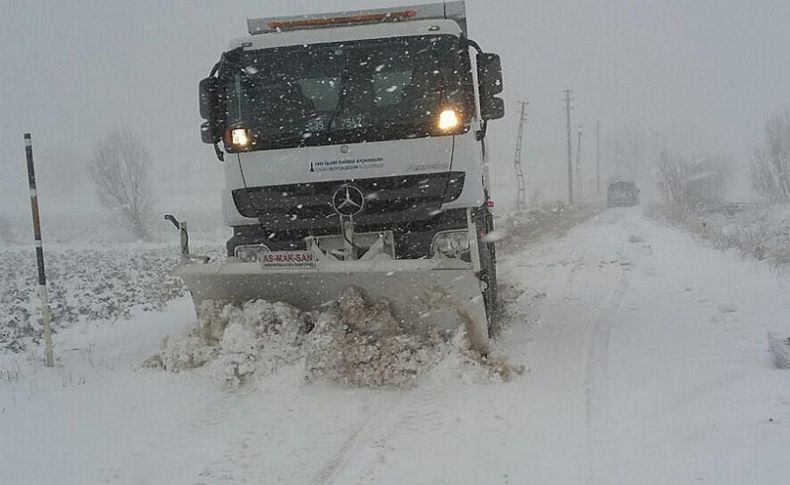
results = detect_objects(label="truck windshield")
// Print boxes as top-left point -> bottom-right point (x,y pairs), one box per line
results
220,35 -> 473,151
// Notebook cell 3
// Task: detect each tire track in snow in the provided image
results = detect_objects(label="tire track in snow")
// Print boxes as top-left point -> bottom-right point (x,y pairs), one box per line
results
358,384 -> 450,482
583,260 -> 626,485
311,394 -> 403,485
312,382 -> 451,484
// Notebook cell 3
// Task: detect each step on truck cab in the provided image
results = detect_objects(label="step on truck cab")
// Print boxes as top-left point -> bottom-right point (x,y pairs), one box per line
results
182,1 -> 505,352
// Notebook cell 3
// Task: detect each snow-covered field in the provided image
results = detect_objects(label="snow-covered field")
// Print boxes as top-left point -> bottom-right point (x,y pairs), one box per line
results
2,207 -> 789,484
0,244 -> 224,352
651,202 -> 790,269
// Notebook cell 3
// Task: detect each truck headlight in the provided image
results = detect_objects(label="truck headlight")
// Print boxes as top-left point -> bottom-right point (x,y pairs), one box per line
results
437,109 -> 460,132
431,230 -> 470,257
234,244 -> 270,262
225,127 -> 251,150
231,128 -> 250,147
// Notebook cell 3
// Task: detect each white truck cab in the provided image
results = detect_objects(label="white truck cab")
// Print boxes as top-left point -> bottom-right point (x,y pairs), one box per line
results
181,2 -> 505,349
196,2 -> 504,331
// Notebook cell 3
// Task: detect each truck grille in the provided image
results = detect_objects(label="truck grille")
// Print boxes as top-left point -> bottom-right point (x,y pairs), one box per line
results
232,171 -> 465,226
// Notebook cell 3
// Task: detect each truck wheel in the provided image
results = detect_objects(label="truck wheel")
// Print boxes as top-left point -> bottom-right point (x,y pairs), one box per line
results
476,207 -> 499,337
478,243 -> 498,337
480,271 -> 494,337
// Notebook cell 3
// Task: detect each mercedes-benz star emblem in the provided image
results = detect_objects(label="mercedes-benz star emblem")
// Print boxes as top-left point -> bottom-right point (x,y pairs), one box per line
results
332,185 -> 365,217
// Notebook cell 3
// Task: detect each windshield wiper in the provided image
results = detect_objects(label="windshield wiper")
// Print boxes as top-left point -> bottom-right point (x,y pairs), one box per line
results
325,54 -> 350,135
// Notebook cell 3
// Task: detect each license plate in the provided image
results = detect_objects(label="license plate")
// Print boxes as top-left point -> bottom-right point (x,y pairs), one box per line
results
260,251 -> 316,269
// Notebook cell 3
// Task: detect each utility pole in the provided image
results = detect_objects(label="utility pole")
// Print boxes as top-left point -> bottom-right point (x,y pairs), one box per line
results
564,89 -> 574,205
576,125 -> 583,201
596,120 -> 601,199
512,101 -> 528,209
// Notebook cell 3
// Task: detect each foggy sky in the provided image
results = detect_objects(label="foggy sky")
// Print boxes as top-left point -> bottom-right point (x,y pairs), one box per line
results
2,0 -> 789,214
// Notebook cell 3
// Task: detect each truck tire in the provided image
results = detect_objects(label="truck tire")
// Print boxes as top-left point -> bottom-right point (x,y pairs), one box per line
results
476,207 -> 499,337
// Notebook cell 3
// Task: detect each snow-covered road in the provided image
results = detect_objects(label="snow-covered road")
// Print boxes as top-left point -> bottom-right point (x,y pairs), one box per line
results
2,208 -> 789,484
492,208 -> 790,484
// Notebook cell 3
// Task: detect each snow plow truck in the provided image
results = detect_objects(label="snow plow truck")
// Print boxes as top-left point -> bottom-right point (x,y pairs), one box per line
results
173,1 -> 505,353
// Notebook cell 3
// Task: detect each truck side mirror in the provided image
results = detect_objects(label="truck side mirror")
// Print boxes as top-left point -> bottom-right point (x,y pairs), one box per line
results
477,53 -> 505,120
200,121 -> 216,144
199,77 -> 217,119
481,96 -> 505,121
199,77 -> 223,144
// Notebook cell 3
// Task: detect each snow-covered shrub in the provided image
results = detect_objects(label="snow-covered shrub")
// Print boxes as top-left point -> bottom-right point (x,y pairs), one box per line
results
768,333 -> 790,369
649,202 -> 790,269
750,111 -> 790,203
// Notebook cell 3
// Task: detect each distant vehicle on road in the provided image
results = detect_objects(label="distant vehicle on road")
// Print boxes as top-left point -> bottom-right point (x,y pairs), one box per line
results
607,181 -> 640,207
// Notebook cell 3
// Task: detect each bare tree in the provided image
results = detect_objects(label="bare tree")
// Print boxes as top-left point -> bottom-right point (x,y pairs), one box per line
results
750,111 -> 790,202
89,129 -> 154,239
658,151 -> 729,207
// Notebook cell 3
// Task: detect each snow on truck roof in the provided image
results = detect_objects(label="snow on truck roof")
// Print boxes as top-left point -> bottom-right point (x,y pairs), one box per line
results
229,18 -> 463,51
247,2 -> 467,36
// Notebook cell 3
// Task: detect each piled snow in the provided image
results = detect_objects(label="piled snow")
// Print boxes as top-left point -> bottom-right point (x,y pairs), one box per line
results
150,288 -> 448,389
304,287 -> 448,389
149,299 -> 309,387
429,349 -> 527,385
149,287 -> 523,389
496,202 -> 598,253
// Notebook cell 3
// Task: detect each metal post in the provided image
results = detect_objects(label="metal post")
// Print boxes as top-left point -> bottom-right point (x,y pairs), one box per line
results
24,133 -> 55,367
564,90 -> 574,205
165,214 -> 210,263
179,221 -> 190,261
341,217 -> 357,261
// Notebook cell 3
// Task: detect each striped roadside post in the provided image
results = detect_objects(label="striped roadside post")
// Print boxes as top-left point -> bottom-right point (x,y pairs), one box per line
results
24,133 -> 55,367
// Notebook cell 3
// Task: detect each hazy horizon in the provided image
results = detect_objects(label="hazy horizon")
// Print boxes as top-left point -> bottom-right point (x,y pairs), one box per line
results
2,0 -> 789,216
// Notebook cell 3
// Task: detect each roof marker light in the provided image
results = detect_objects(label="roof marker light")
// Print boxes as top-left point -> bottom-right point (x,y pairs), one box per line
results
248,2 -> 468,36
267,10 -> 416,32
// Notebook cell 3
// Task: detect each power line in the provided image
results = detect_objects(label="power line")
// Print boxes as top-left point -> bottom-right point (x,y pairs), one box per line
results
564,89 -> 574,205
576,125 -> 583,201
596,120 -> 601,198
512,101 -> 528,209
